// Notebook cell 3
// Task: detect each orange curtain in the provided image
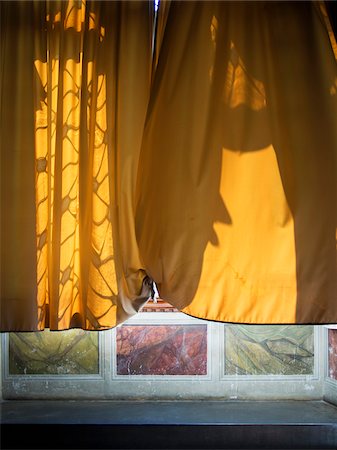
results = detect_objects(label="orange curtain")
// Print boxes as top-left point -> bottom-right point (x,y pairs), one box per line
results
1,1 -> 336,330
1,0 -> 153,330
136,1 -> 337,324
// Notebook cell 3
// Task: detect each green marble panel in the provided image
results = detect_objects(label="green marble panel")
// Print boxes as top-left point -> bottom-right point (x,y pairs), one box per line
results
224,325 -> 314,375
9,329 -> 99,375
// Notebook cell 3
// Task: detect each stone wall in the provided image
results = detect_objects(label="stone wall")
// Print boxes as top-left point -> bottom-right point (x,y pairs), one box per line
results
1,315 -> 325,400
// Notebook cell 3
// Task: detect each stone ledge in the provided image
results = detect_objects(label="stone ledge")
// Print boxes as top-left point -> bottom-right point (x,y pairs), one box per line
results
1,400 -> 337,449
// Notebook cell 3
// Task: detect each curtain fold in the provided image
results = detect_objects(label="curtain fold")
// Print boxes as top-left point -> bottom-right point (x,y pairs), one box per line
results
135,1 -> 337,324
1,0 -> 153,330
1,1 -> 336,331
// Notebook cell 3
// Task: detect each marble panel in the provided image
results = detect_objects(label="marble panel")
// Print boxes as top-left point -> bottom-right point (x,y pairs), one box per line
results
116,325 -> 207,375
225,325 -> 314,375
9,329 -> 99,375
140,299 -> 178,312
328,329 -> 337,380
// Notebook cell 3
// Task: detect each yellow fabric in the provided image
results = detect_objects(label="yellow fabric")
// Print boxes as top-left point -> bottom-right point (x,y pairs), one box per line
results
135,1 -> 337,324
1,1 -> 336,330
1,1 -> 153,330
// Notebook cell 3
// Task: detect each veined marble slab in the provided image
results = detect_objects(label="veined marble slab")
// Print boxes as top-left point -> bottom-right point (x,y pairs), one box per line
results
9,329 -> 99,375
328,329 -> 337,380
224,325 -> 314,375
116,325 -> 207,375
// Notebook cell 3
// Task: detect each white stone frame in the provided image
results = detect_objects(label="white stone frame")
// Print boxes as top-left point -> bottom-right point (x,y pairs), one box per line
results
1,331 -> 105,399
218,324 -> 322,401
1,314 -> 331,401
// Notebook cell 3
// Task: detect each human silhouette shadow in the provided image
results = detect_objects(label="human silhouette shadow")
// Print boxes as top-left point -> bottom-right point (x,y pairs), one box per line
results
136,1 -> 337,323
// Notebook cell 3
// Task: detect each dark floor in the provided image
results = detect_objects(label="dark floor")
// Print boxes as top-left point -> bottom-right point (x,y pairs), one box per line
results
1,400 -> 337,449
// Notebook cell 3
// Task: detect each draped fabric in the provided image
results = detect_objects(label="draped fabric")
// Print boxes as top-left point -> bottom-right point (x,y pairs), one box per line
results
136,1 -> 337,324
1,1 -> 153,330
1,1 -> 336,331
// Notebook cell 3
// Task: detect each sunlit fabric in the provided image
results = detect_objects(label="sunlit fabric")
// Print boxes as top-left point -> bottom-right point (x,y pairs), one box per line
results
1,0 -> 153,330
1,1 -> 336,331
136,1 -> 337,324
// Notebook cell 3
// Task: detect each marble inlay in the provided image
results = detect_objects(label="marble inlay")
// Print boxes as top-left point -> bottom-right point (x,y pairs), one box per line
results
140,299 -> 178,312
9,329 -> 99,375
225,325 -> 314,375
328,329 -> 337,380
116,325 -> 207,375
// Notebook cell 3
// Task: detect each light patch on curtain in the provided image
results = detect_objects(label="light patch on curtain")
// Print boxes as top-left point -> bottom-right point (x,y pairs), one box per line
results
33,2 -> 117,330
209,16 -> 265,111
223,42 -> 266,112
330,77 -> 337,96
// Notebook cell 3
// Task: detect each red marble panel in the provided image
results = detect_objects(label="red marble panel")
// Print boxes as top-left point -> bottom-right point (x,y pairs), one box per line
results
140,299 -> 178,312
328,329 -> 337,380
116,325 -> 207,375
